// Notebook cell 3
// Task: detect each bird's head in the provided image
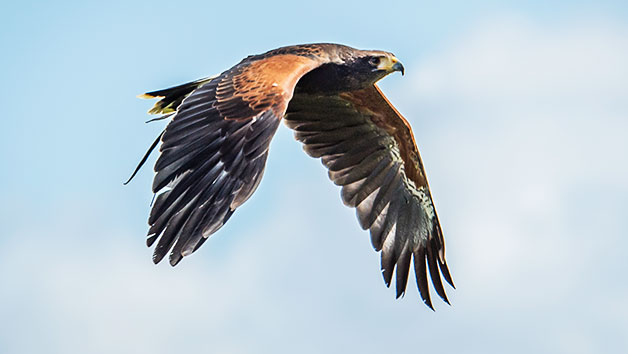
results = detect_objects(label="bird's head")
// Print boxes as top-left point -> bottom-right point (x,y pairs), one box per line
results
349,50 -> 405,85
294,45 -> 406,94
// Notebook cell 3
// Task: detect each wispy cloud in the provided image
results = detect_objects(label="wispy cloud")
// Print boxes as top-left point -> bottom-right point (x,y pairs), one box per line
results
394,15 -> 628,351
1,14 -> 627,354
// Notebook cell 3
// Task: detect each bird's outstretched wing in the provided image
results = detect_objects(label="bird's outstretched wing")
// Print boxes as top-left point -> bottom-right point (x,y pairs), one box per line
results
138,53 -> 324,266
285,84 -> 454,308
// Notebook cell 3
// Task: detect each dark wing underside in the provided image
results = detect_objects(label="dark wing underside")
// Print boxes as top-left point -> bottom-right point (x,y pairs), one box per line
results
135,44 -> 453,308
138,52 -> 324,266
285,85 -> 454,308
147,79 -> 281,266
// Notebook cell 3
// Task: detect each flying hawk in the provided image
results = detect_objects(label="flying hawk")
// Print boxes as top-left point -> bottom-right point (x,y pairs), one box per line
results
129,43 -> 454,309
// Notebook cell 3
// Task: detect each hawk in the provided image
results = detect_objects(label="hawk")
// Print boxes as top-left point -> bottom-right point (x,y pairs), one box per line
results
128,43 -> 454,309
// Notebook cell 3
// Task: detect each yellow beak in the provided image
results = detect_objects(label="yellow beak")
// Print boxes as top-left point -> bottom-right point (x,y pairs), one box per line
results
377,56 -> 405,75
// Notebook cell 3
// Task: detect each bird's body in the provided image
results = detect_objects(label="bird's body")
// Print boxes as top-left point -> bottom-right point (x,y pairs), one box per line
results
130,43 -> 454,309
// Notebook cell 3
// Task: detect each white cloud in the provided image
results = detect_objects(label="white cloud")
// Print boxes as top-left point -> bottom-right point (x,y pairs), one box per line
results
408,16 -> 628,111
396,14 -> 628,348
2,15 -> 628,354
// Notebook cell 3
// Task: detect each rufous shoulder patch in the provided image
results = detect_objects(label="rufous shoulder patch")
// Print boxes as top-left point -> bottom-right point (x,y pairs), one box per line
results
216,54 -> 322,120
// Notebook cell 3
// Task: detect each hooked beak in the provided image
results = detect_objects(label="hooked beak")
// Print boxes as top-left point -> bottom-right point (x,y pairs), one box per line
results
377,56 -> 405,76
392,61 -> 405,76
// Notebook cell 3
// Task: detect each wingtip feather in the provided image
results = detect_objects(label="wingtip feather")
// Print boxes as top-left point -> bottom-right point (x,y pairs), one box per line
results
169,252 -> 184,266
152,251 -> 163,264
425,301 -> 435,311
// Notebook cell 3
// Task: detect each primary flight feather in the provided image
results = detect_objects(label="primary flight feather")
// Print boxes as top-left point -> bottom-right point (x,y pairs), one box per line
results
130,43 -> 454,309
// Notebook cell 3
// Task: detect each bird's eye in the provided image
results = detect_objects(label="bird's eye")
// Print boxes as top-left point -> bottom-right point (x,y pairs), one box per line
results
369,57 -> 381,66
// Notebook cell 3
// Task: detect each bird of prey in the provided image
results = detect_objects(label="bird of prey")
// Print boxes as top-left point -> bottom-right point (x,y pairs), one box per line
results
128,43 -> 454,309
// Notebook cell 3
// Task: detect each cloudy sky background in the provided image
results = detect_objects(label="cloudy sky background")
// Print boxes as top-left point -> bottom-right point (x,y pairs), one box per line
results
1,1 -> 627,353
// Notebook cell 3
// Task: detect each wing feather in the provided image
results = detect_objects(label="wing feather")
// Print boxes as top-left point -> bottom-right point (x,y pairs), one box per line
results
285,84 -> 453,307
414,247 -> 433,309
137,52 -> 327,265
134,44 -> 451,308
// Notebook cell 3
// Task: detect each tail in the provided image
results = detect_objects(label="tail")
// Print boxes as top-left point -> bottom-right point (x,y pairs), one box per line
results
125,76 -> 216,185
138,76 -> 216,115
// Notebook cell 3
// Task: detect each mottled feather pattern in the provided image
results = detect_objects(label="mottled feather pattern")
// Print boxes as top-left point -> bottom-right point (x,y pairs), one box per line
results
138,45 -> 335,266
146,75 -> 281,266
134,43 -> 453,308
285,86 -> 454,308
215,54 -> 321,120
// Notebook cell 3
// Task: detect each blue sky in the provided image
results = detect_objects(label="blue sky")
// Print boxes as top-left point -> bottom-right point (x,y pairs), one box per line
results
1,1 -> 627,353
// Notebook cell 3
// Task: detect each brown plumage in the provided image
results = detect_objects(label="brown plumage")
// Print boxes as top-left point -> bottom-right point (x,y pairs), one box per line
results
129,43 -> 454,309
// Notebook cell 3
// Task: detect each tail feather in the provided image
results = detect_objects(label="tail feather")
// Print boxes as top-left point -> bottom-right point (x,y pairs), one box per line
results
125,76 -> 216,185
138,76 -> 216,115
